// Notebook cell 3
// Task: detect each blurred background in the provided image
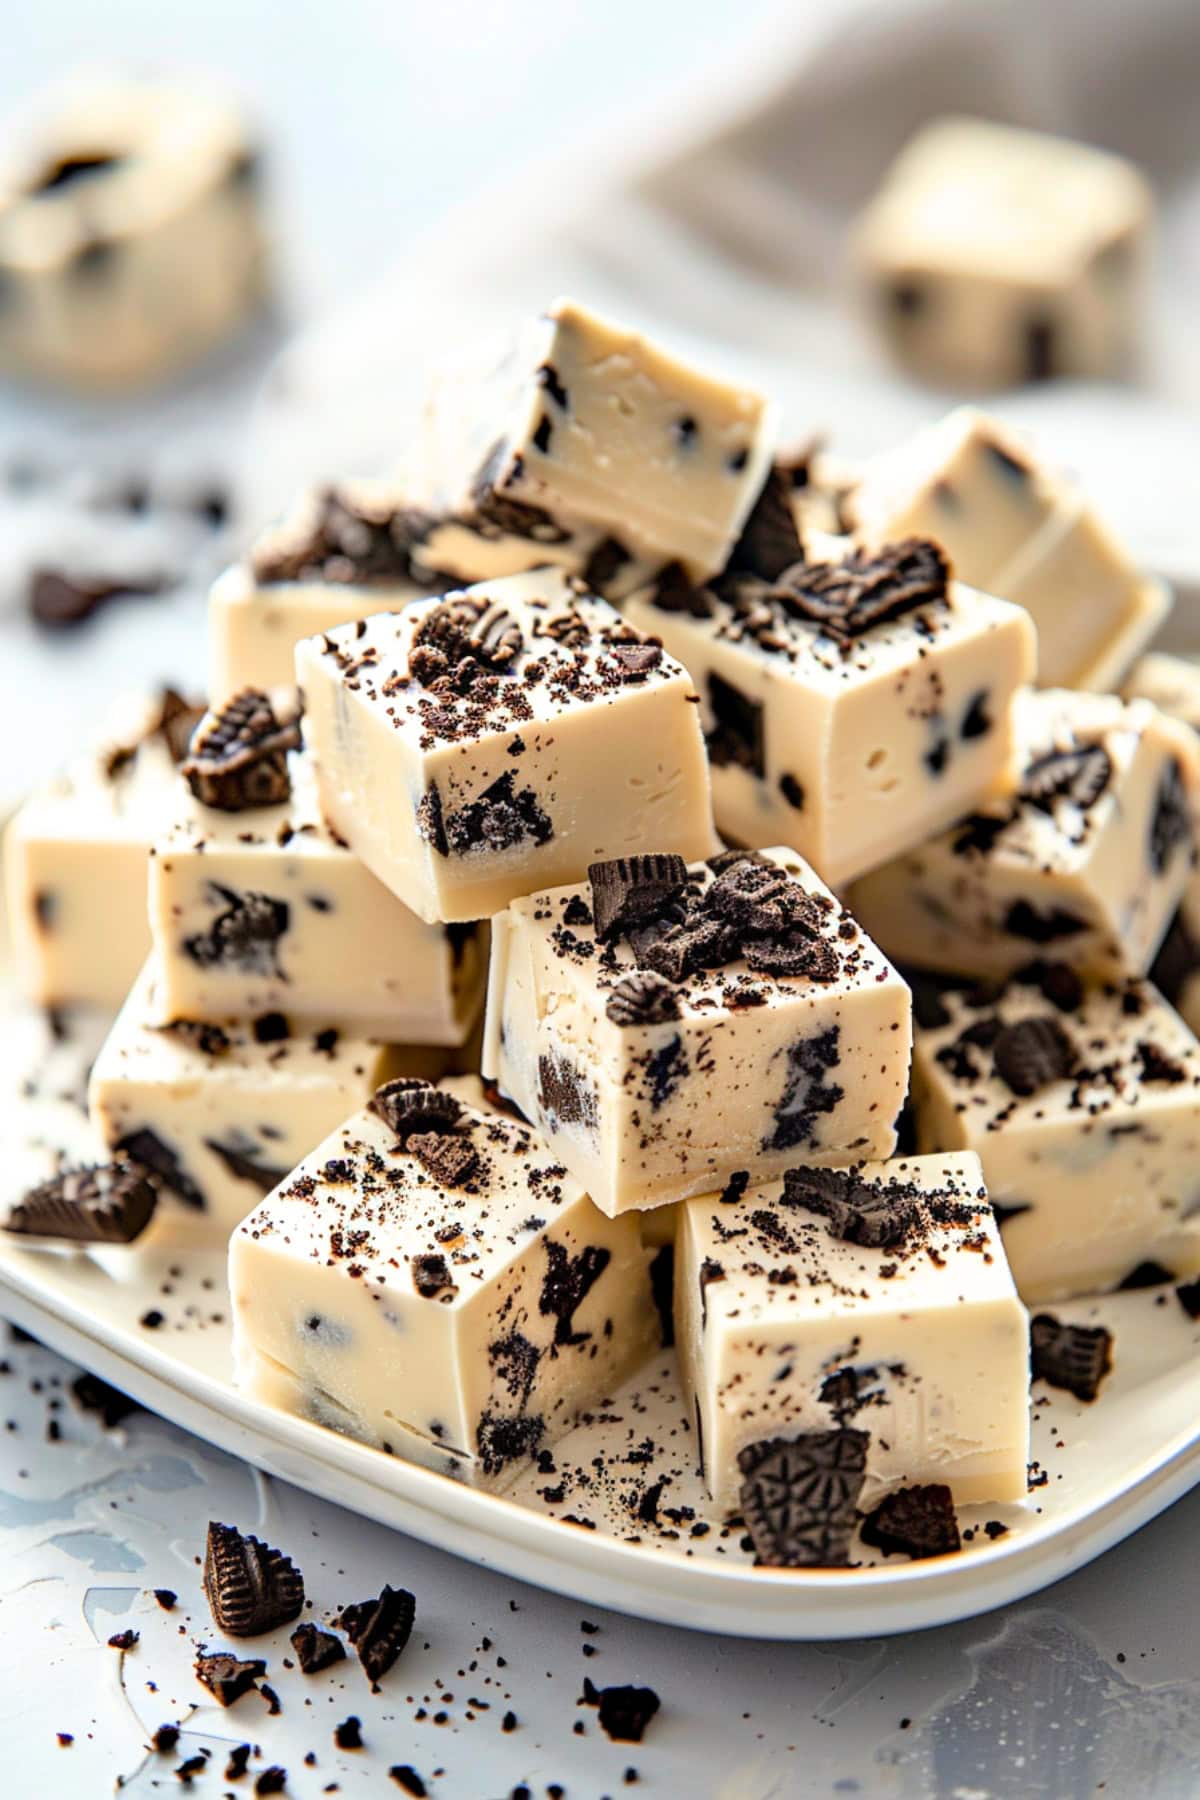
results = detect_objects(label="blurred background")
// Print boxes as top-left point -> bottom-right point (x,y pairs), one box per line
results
2,0 -> 1200,806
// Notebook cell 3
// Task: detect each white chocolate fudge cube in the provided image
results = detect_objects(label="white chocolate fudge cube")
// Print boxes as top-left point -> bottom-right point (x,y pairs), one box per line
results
1123,653 -> 1200,734
4,690 -> 202,1010
483,848 -> 912,1218
624,542 -> 1034,888
88,959 -> 394,1237
854,117 -> 1151,389
0,75 -> 267,390
413,297 -> 775,590
297,569 -> 716,924
149,750 -> 484,1043
850,408 -> 1166,690
676,1152 -> 1030,1516
209,484 -> 438,704
912,967 -> 1200,1303
849,690 -> 1200,983
229,1082 -> 657,1488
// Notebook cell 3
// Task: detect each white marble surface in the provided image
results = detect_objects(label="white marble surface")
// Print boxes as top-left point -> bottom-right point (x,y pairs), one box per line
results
3,4 -> 1200,1793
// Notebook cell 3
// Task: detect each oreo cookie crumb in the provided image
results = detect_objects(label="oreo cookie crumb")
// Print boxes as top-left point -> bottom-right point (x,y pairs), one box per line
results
992,1015 -> 1076,1096
194,1650 -> 266,1707
1030,1314 -> 1113,1402
182,690 -> 300,812
291,1622 -> 345,1673
203,1521 -> 304,1636
860,1484 -> 961,1559
581,1678 -> 661,1743
335,1585 -> 416,1685
6,1162 -> 156,1244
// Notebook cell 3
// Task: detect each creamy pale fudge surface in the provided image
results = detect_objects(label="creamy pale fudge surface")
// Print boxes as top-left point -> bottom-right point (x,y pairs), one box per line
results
1121,655 -> 1200,1029
623,536 -> 1034,889
854,116 -> 1151,390
849,689 -> 1200,983
0,75 -> 266,390
912,965 -> 1200,1303
5,689 -> 203,1010
297,568 -> 716,924
208,484 -> 440,703
149,746 -> 484,1042
229,1079 -> 657,1489
676,1151 -> 1030,1516
849,408 -> 1168,691
88,959 -> 396,1237
408,296 -> 776,595
484,848 -> 912,1218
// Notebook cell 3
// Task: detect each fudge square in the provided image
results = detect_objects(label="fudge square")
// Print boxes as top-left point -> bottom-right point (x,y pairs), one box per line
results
676,1152 -> 1030,1517
623,536 -> 1034,889
849,408 -> 1168,691
0,74 -> 266,390
149,724 -> 484,1044
853,117 -> 1151,389
88,959 -> 394,1237
848,689 -> 1200,983
484,847 -> 912,1219
297,567 -> 715,924
4,688 -> 203,1010
229,1078 -> 657,1489
912,965 -> 1200,1303
412,296 -> 776,594
209,483 -> 438,703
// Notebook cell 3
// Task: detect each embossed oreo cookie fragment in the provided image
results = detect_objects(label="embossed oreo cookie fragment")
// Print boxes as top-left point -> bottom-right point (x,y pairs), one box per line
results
182,689 -> 300,811
605,969 -> 681,1027
1020,743 -> 1112,813
782,1165 -> 921,1251
335,1584 -> 416,1686
6,1161 -> 156,1243
1030,1314 -> 1113,1402
203,1521 -> 305,1636
411,593 -> 523,684
370,1078 -> 464,1141
291,1622 -> 346,1674
588,854 -> 689,941
860,1483 -> 961,1559
992,1015 -> 1076,1096
772,538 -> 949,647
737,1429 -> 869,1567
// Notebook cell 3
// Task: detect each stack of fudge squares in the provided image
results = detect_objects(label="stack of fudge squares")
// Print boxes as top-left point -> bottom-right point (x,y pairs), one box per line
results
9,295 -> 1200,1573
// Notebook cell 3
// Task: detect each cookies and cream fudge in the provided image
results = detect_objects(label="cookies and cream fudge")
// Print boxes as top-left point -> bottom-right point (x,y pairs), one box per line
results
912,965 -> 1200,1302
623,537 -> 1034,888
297,568 -> 716,924
849,690 -> 1200,983
1123,652 -> 1200,734
849,408 -> 1168,690
88,959 -> 394,1236
1121,656 -> 1200,1028
4,688 -> 203,1010
208,484 -> 439,704
409,296 -> 776,594
0,75 -> 266,389
854,117 -> 1151,389
229,1078 -> 657,1488
148,724 -> 484,1043
484,848 -> 912,1218
676,1152 -> 1030,1516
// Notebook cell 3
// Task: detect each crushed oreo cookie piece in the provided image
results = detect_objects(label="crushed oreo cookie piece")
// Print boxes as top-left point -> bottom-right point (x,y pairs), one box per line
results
588,854 -> 689,941
609,641 -> 664,681
737,1429 -> 869,1567
1020,743 -> 1112,813
203,1522 -> 305,1636
411,593 -> 523,683
194,1650 -> 266,1707
1136,1040 -> 1186,1085
253,487 -> 418,586
1015,961 -> 1084,1014
726,466 -> 804,582
1175,1279 -> 1200,1320
782,1165 -> 920,1250
409,1132 -> 479,1188
1117,1260 -> 1175,1290
115,1128 -> 205,1211
1149,758 -> 1193,875
30,568 -> 163,630
336,1585 -> 416,1685
860,1484 -> 961,1560
160,1019 -> 232,1057
71,1371 -> 141,1429
370,1079 -> 463,1141
1030,1314 -> 1113,1403
771,538 -> 949,647
184,886 -> 289,976
581,1678 -> 661,1744
410,1253 -> 457,1299
444,772 -> 552,856
605,970 -> 681,1027
992,1015 -> 1076,1097
6,1162 -> 156,1243
182,690 -> 300,811
291,1622 -> 346,1674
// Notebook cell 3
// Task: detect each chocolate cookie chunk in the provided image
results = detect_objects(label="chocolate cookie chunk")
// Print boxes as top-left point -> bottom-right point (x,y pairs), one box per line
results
203,1521 -> 305,1636
1030,1314 -> 1113,1402
774,538 -> 949,647
737,1429 -> 870,1567
194,1650 -> 266,1707
335,1584 -> 416,1685
726,465 -> 804,582
860,1483 -> 961,1559
291,1623 -> 346,1674
408,1132 -> 479,1188
411,593 -> 523,681
1149,757 -> 1193,875
588,854 -> 689,941
1020,743 -> 1112,813
581,1677 -> 661,1744
182,690 -> 300,811
605,970 -> 681,1026
782,1165 -> 920,1250
370,1079 -> 463,1141
6,1162 -> 156,1244
992,1015 -> 1076,1096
